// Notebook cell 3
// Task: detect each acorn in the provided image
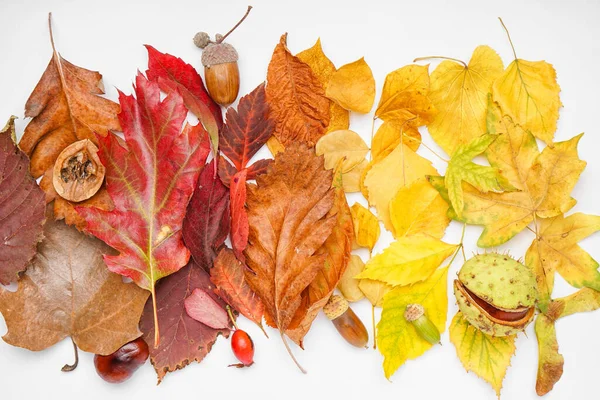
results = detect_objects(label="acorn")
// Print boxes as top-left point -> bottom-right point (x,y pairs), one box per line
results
323,295 -> 369,348
404,304 -> 441,345
193,6 -> 252,106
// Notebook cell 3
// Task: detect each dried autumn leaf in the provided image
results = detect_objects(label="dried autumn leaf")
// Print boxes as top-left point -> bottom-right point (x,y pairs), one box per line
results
365,143 -> 438,231
525,213 -> 600,312
230,169 -> 249,262
296,38 -> 349,133
341,159 -> 367,193
145,45 -> 223,157
184,288 -> 230,329
445,134 -> 515,218
0,117 -> 45,285
20,19 -> 120,179
77,74 -> 211,345
425,46 -> 504,155
374,64 -> 436,125
315,130 -> 369,172
140,259 -> 230,383
492,28 -> 561,143
266,34 -> 330,147
243,144 -> 335,369
371,120 -> 421,159
338,255 -> 365,302
0,219 -> 148,355
389,178 -> 449,239
378,267 -> 448,379
211,247 -> 264,330
535,313 -> 563,396
357,236 -> 457,286
349,202 -> 380,253
450,312 -> 516,397
359,278 -> 391,308
183,161 -> 230,270
219,83 -> 273,173
326,57 -> 375,113
286,164 -> 353,345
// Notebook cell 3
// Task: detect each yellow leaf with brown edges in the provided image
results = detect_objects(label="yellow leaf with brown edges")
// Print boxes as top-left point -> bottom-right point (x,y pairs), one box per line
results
326,57 -> 375,113
350,202 -> 380,252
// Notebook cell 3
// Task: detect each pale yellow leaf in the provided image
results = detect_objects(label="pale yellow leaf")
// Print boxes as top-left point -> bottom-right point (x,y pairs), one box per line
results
342,159 -> 367,193
337,255 -> 365,302
316,130 -> 369,172
358,279 -> 391,307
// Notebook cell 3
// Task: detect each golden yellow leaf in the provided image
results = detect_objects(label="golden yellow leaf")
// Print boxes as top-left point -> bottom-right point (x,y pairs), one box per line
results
357,236 -> 456,286
390,178 -> 449,239
371,120 -> 421,159
377,267 -> 448,379
326,57 -> 375,113
450,312 -> 516,397
349,203 -> 380,252
337,255 -> 365,302
297,38 -> 349,132
493,58 -> 561,144
525,213 -> 600,313
364,143 -> 438,231
358,279 -> 391,308
315,130 -> 369,172
342,159 -> 367,193
375,64 -> 436,125
535,313 -> 563,396
427,46 -> 504,155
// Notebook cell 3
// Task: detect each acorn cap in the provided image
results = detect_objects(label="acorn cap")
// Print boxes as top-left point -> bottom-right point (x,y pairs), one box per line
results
201,42 -> 239,67
404,304 -> 425,322
323,295 -> 349,320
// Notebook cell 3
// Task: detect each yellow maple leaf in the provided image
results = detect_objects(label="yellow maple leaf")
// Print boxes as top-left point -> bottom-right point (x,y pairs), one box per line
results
364,143 -> 438,231
450,312 -> 516,397
315,130 -> 369,172
425,46 -> 504,155
375,64 -> 436,125
349,202 -> 380,253
377,267 -> 448,379
337,254 -> 365,302
525,213 -> 600,312
325,57 -> 375,113
297,38 -> 349,132
356,236 -> 457,286
341,159 -> 367,193
371,120 -> 421,160
389,178 -> 449,239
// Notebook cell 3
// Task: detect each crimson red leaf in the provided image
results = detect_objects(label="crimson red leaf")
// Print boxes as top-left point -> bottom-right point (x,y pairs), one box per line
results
184,288 -> 229,329
218,157 -> 272,187
0,117 -> 45,285
211,248 -> 264,331
183,161 -> 230,270
140,259 -> 230,384
77,73 -> 210,345
230,169 -> 249,262
220,83 -> 273,170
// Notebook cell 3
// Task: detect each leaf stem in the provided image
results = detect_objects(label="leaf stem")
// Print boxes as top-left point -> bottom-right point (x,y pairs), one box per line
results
369,117 -> 376,161
371,305 -> 377,350
498,17 -> 518,60
280,332 -> 307,374
226,305 -> 239,330
61,337 -> 79,372
151,286 -> 160,348
218,6 -> 253,43
402,132 -> 449,163
413,56 -> 468,68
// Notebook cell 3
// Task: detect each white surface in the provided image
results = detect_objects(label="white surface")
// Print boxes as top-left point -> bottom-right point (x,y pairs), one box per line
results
1,0 -> 599,399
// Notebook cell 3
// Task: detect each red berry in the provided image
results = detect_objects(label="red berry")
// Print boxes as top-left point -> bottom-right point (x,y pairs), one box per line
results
94,338 -> 149,384
231,329 -> 254,366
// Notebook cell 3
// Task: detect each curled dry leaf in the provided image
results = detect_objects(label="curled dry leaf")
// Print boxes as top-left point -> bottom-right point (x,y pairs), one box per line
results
0,117 -> 46,285
0,219 -> 148,355
349,202 -> 380,253
325,57 -> 375,114
266,34 -> 330,147
184,288 -> 230,329
338,255 -> 365,302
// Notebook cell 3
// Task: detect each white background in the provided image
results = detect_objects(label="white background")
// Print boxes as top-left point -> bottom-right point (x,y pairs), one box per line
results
1,0 -> 599,399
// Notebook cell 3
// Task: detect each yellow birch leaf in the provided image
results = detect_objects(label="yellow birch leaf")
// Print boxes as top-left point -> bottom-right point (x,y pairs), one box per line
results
493,58 -> 561,144
297,39 -> 349,132
337,255 -> 365,302
364,143 -> 438,231
450,312 -> 516,397
316,130 -> 369,172
342,159 -> 367,193
378,267 -> 448,379
356,236 -> 457,286
534,313 -> 563,396
350,203 -> 380,252
371,120 -> 421,159
375,64 -> 436,125
326,57 -> 375,113
427,46 -> 504,155
358,279 -> 391,307
266,135 -> 285,156
525,213 -> 600,313
390,178 -> 449,239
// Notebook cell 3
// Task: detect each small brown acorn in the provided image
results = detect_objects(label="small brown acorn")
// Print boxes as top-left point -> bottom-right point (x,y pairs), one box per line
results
193,6 -> 252,106
323,295 -> 369,348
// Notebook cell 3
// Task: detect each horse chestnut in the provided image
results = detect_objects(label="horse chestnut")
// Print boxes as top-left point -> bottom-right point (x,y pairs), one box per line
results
93,338 -> 149,384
